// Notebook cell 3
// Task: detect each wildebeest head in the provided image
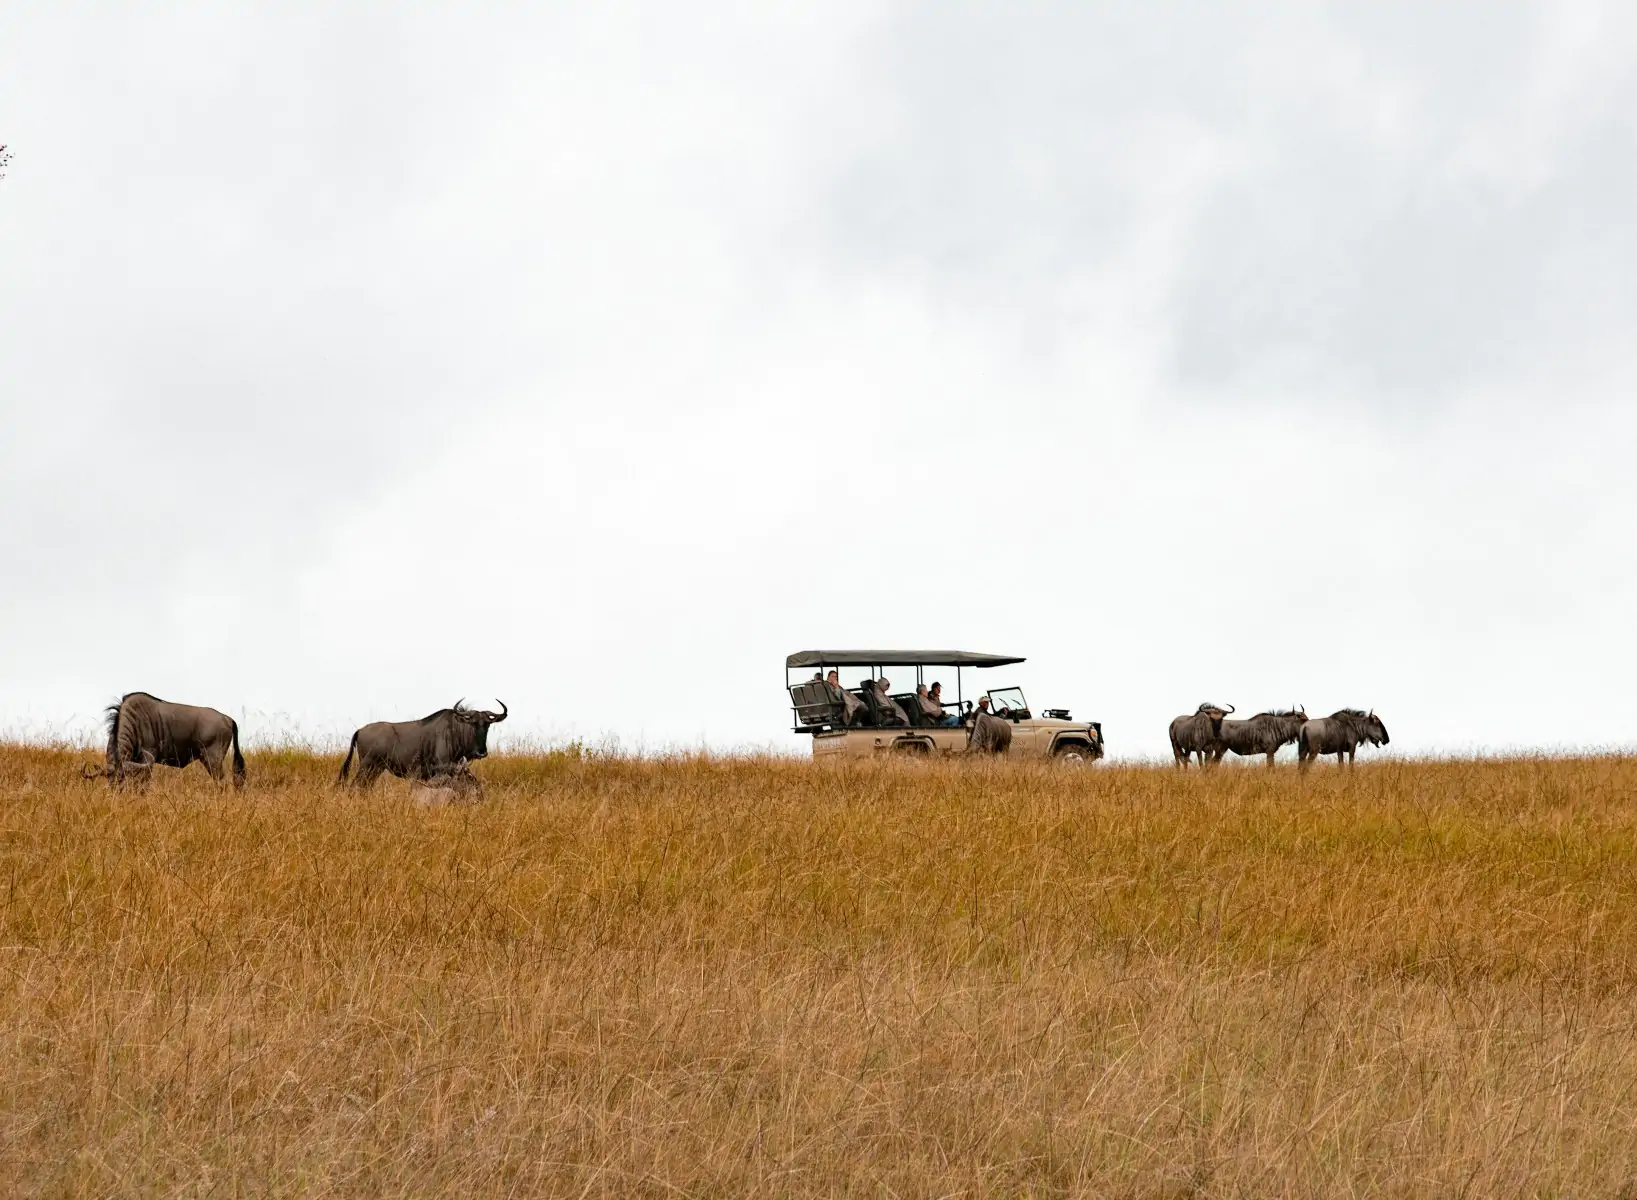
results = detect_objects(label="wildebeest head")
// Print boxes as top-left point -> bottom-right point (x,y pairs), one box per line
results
1196,701 -> 1234,737
1333,708 -> 1389,747
450,699 -> 508,759
82,749 -> 156,786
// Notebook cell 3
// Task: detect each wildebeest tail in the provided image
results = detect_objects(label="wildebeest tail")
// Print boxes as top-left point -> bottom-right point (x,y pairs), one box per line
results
104,701 -> 123,772
337,731 -> 358,783
230,718 -> 246,789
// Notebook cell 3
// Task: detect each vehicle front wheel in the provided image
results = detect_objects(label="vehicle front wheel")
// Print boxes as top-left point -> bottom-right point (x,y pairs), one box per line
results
1053,741 -> 1099,766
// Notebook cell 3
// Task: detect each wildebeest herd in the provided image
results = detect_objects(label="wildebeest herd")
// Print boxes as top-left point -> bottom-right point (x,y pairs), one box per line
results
83,691 -> 507,801
77,690 -> 1389,790
1168,703 -> 1390,771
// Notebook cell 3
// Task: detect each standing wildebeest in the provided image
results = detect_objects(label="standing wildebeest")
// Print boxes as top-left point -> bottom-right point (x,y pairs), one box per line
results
966,709 -> 1014,755
82,692 -> 245,788
1211,708 -> 1308,767
337,700 -> 507,789
1169,702 -> 1233,768
1297,709 -> 1389,771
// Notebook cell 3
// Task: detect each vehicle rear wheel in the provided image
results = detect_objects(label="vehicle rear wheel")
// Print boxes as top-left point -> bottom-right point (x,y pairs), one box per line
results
1053,741 -> 1097,765
892,739 -> 932,756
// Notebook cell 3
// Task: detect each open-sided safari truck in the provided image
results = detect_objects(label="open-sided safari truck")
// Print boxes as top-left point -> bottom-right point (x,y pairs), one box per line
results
786,650 -> 1104,762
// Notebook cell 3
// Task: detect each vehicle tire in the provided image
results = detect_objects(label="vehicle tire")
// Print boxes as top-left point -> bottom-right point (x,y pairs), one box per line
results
1053,741 -> 1097,766
892,739 -> 932,756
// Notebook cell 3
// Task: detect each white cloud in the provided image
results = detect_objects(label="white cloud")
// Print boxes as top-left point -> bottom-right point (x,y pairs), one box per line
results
2,0 -> 1633,757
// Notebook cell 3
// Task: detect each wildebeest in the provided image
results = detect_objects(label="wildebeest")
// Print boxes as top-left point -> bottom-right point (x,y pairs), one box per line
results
337,700 -> 507,788
1297,709 -> 1389,771
1168,702 -> 1233,768
966,710 -> 1014,755
1211,708 -> 1308,767
82,692 -> 245,788
408,758 -> 486,805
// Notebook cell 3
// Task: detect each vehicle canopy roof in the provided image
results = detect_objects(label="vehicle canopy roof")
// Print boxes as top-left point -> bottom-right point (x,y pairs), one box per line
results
785,650 -> 1025,669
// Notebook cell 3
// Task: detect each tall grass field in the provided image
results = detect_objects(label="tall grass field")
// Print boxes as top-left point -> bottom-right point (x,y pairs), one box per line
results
3,744 -> 1637,1196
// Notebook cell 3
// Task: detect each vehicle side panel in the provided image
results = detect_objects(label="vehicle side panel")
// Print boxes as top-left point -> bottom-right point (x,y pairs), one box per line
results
811,721 -> 1099,760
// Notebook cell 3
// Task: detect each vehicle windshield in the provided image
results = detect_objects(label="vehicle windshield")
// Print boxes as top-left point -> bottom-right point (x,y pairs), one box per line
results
985,687 -> 1027,713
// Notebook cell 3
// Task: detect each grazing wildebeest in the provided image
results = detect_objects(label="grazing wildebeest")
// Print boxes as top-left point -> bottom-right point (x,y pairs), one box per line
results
1211,708 -> 1308,767
82,692 -> 245,788
1297,709 -> 1389,771
337,700 -> 507,789
1169,702 -> 1233,768
409,758 -> 485,805
966,710 -> 1014,755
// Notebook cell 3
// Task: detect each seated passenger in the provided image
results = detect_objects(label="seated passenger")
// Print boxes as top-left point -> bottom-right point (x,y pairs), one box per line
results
873,677 -> 911,727
913,684 -> 938,726
924,681 -> 961,727
827,669 -> 865,726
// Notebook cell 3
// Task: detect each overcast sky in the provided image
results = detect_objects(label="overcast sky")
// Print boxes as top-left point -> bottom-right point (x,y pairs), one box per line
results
3,1 -> 1635,758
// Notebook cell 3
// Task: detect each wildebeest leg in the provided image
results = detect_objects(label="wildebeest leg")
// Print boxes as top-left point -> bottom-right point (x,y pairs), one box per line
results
350,761 -> 385,790
200,751 -> 225,783
1266,751 -> 1276,768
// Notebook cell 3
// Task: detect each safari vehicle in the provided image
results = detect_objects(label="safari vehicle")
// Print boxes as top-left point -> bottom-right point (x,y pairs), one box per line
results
786,650 -> 1104,763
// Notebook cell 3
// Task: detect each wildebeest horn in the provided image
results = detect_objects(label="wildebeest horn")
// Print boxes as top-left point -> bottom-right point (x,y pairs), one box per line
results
490,699 -> 507,723
81,764 -> 105,779
1222,703 -> 1235,714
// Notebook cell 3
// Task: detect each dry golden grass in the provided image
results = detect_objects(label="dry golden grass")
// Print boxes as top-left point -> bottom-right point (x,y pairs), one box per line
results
4,745 -> 1637,1196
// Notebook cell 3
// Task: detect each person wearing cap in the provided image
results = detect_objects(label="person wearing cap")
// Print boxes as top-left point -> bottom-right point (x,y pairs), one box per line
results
926,681 -> 960,726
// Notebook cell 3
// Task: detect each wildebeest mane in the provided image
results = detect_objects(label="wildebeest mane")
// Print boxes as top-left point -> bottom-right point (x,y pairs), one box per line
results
1255,709 -> 1301,719
1333,708 -> 1369,721
105,692 -> 164,763
417,701 -> 470,724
